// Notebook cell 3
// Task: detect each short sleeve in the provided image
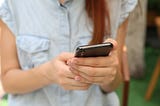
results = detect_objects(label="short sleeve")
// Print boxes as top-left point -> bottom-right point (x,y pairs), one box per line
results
0,0 -> 17,35
119,0 -> 138,25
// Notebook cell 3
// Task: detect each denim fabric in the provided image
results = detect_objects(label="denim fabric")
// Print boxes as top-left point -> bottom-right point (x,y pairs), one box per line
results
0,0 -> 137,106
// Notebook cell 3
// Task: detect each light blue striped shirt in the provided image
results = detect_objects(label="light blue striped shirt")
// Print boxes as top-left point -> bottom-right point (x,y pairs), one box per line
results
0,0 -> 137,106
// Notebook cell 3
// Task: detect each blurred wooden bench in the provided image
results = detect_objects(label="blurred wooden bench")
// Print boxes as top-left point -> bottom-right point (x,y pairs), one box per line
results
145,17 -> 160,101
122,46 -> 130,106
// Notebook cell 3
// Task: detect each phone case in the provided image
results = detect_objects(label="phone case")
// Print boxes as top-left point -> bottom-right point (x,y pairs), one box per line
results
75,42 -> 113,57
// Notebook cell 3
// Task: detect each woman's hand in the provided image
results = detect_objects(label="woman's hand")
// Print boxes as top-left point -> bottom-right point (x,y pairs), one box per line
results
67,39 -> 119,87
46,52 -> 90,90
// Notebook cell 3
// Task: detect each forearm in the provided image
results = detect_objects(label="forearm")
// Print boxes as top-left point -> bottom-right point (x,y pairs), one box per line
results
2,62 -> 52,94
99,19 -> 128,92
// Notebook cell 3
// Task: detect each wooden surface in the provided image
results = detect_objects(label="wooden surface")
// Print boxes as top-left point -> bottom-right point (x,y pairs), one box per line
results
122,46 -> 130,106
145,58 -> 160,101
145,16 -> 160,101
155,17 -> 160,38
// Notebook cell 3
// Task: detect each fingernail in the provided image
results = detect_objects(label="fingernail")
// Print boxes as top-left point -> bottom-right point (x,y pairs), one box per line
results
66,60 -> 70,65
109,52 -> 112,56
75,76 -> 81,81
67,59 -> 72,65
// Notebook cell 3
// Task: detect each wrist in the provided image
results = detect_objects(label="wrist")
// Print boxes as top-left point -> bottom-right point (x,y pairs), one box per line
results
32,61 -> 54,85
100,84 -> 111,93
100,85 -> 108,94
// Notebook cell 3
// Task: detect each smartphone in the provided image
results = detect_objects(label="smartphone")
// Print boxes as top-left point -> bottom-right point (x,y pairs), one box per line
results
75,42 -> 113,57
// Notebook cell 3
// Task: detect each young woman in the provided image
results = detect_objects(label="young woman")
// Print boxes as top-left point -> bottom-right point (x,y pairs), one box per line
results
0,0 -> 137,106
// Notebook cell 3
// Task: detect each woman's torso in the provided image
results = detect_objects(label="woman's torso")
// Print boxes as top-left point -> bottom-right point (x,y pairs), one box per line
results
0,0 -> 137,105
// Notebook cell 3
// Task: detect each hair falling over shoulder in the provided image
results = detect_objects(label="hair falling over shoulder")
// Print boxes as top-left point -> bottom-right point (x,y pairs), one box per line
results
85,0 -> 110,45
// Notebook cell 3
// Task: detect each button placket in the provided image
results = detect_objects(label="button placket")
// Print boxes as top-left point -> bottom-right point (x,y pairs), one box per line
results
58,4 -> 71,106
59,5 -> 71,52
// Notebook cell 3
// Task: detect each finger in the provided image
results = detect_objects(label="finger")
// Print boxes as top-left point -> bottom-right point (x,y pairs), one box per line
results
78,73 -> 104,84
62,66 -> 76,79
104,38 -> 118,50
70,66 -> 117,84
69,67 -> 80,76
60,77 -> 90,87
78,70 -> 116,85
70,66 -> 106,84
104,38 -> 118,56
58,52 -> 74,62
62,85 -> 90,90
70,65 -> 111,77
69,55 -> 118,67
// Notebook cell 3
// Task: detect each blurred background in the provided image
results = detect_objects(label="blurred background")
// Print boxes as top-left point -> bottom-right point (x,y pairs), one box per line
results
0,0 -> 160,106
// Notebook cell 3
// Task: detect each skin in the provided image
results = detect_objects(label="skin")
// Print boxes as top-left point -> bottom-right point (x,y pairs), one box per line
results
67,39 -> 120,90
0,20 -> 90,93
0,0 -> 129,94
59,0 -> 65,4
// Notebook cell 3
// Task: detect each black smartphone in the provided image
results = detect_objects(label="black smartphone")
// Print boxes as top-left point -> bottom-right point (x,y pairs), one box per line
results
75,42 -> 113,57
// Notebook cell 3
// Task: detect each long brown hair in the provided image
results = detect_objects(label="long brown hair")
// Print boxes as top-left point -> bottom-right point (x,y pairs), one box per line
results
85,0 -> 110,45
